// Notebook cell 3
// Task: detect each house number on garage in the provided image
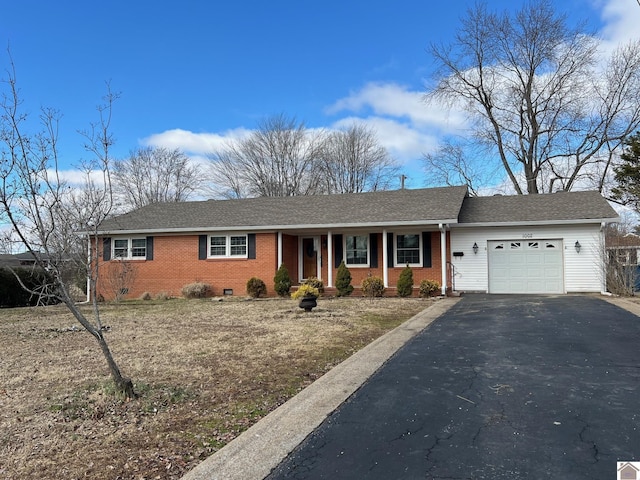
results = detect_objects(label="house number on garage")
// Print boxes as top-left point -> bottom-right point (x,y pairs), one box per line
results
522,233 -> 533,238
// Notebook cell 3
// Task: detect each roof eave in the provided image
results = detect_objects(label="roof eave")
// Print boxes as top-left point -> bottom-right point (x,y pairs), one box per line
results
454,217 -> 620,228
93,218 -> 461,236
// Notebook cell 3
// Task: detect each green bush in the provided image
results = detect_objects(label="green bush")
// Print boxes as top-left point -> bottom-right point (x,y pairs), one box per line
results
362,276 -> 385,298
335,260 -> 354,297
419,279 -> 441,297
181,282 -> 212,298
303,276 -> 324,293
273,263 -> 292,297
246,277 -> 267,298
396,265 -> 414,297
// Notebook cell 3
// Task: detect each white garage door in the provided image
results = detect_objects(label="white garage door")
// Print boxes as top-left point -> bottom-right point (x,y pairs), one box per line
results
488,240 -> 564,294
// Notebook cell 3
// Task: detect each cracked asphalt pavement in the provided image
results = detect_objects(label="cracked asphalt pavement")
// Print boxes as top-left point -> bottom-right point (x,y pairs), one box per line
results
266,295 -> 640,479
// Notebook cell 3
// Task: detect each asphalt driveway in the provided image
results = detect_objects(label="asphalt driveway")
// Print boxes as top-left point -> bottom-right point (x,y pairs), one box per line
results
267,295 -> 640,480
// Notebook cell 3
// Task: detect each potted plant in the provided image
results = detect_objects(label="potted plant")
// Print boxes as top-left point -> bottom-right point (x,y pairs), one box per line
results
291,284 -> 320,311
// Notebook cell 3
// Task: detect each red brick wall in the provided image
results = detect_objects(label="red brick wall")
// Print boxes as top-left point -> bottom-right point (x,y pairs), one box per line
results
96,233 -> 279,300
95,231 -> 450,300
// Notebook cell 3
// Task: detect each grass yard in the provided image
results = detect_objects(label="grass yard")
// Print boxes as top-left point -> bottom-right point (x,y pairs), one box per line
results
0,296 -> 434,479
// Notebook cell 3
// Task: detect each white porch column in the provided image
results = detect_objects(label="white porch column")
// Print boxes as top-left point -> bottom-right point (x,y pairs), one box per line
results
327,231 -> 333,287
382,229 -> 389,287
277,231 -> 283,268
439,224 -> 447,295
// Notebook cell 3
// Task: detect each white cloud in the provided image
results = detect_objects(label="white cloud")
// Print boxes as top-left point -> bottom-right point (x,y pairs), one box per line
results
325,82 -> 467,133
142,127 -> 251,155
598,0 -> 640,54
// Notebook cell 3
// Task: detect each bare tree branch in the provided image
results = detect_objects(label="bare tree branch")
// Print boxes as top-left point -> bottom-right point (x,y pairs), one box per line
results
0,55 -> 135,398
426,1 -> 640,194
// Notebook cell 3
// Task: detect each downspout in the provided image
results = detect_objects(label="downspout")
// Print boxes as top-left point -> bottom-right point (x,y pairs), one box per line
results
600,221 -> 609,295
439,223 -> 447,296
327,231 -> 333,288
382,229 -> 388,288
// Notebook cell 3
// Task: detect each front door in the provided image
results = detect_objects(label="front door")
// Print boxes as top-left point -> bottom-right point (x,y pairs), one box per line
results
302,237 -> 318,279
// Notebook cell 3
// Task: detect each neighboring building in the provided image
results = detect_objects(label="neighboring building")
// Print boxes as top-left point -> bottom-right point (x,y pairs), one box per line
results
91,186 -> 618,300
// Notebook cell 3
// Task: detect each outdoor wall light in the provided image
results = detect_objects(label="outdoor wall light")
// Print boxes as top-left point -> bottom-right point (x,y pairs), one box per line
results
574,241 -> 581,253
472,242 -> 479,254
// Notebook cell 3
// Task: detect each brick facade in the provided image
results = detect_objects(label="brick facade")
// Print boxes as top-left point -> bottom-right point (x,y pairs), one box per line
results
95,230 -> 448,300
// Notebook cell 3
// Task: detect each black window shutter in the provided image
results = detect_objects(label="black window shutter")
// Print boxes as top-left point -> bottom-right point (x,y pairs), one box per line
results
198,235 -> 207,260
103,237 -> 111,261
334,234 -> 343,268
146,236 -> 154,260
369,233 -> 378,268
387,233 -> 394,267
248,234 -> 256,259
423,232 -> 432,268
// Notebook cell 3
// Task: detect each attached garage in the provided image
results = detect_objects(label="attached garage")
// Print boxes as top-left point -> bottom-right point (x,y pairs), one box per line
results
449,191 -> 620,295
487,239 -> 563,294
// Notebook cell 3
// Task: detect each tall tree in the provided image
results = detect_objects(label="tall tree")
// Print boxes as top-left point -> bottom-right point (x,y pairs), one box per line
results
0,59 -> 135,398
208,114 -> 326,198
611,131 -> 640,209
113,146 -> 201,209
317,123 -> 399,193
426,1 -> 640,194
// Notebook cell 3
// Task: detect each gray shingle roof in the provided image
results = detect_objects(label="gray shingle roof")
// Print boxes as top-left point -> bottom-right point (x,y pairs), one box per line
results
98,186 -> 469,234
458,191 -> 619,224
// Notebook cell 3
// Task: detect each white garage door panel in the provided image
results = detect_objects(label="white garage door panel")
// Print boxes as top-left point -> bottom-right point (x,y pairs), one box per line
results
488,240 -> 563,294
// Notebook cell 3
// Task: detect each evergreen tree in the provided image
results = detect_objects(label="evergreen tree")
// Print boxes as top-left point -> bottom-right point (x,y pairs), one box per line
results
396,265 -> 414,297
612,132 -> 640,210
335,260 -> 354,297
273,263 -> 292,297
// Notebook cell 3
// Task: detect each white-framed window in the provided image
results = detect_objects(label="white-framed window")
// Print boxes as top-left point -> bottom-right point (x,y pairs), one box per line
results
395,233 -> 421,267
345,235 -> 369,266
209,234 -> 248,258
113,238 -> 147,260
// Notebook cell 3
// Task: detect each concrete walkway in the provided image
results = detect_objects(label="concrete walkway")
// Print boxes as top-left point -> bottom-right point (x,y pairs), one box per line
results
181,297 -> 460,480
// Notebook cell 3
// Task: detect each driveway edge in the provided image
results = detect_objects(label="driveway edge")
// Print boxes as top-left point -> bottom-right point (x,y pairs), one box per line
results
180,297 -> 460,480
602,296 -> 640,317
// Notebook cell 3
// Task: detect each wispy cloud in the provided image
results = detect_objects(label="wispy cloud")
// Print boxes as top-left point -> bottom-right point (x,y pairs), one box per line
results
142,127 -> 251,155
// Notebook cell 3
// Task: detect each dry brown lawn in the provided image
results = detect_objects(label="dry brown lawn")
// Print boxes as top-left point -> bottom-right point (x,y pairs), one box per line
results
0,296 -> 434,480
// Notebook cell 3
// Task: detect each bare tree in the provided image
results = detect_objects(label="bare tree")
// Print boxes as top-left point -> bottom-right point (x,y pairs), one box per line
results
423,141 -> 502,196
0,58 -> 135,398
317,123 -> 399,193
113,146 -> 201,209
208,114 -> 326,198
426,1 -> 640,194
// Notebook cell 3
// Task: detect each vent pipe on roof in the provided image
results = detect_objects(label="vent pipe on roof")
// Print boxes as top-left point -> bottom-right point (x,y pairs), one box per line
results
400,174 -> 407,189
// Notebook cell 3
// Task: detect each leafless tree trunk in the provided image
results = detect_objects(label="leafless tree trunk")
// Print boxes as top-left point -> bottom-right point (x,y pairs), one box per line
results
0,56 -> 135,398
208,114 -> 326,198
426,1 -> 640,194
317,123 -> 399,193
113,146 -> 202,209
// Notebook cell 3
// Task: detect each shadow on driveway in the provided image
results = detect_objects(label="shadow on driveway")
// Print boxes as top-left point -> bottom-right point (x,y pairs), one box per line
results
267,294 -> 640,480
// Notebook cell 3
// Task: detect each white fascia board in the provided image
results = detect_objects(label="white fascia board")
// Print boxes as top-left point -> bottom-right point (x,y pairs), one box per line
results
94,218 -> 460,236
452,217 -> 620,228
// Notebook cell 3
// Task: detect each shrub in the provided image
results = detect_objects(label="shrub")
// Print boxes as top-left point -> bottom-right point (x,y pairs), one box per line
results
362,276 -> 385,298
273,263 -> 292,297
181,282 -> 212,299
291,283 -> 320,299
335,260 -> 354,297
396,265 -> 414,297
246,277 -> 267,298
139,292 -> 152,301
303,276 -> 324,293
155,291 -> 170,301
419,279 -> 441,297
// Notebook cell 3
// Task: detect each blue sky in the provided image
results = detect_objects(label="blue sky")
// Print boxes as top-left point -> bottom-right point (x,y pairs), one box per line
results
1,0 -> 639,190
